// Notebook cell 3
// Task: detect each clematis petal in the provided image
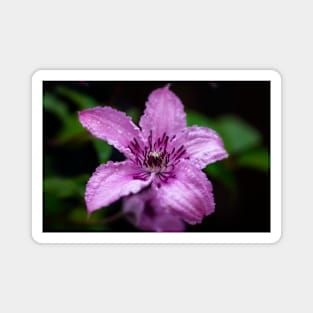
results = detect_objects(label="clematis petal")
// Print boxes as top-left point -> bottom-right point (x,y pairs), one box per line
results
182,126 -> 228,169
78,106 -> 143,158
85,160 -> 152,214
139,85 -> 187,142
156,160 -> 215,224
123,189 -> 185,232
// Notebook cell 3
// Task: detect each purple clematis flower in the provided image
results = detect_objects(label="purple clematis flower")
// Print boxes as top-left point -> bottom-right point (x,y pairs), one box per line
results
123,188 -> 186,232
78,85 -> 228,226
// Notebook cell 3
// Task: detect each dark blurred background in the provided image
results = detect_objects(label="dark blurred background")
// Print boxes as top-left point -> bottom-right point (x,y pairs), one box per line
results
43,81 -> 270,232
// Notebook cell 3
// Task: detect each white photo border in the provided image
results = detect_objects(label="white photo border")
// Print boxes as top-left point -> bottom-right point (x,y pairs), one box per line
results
32,69 -> 282,244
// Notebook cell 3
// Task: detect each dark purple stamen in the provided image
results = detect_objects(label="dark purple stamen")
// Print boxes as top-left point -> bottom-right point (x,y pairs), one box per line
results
129,130 -> 186,182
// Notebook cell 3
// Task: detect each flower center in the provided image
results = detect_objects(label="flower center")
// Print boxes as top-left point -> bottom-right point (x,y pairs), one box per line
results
145,150 -> 165,173
149,151 -> 160,158
128,131 -> 186,182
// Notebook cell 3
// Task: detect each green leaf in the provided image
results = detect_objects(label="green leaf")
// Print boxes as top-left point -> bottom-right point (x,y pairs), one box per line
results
92,139 -> 112,163
204,160 -> 237,192
237,147 -> 269,171
68,207 -> 89,223
186,110 -> 219,131
68,207 -> 111,231
44,176 -> 87,198
217,115 -> 262,154
44,193 -> 64,215
43,93 -> 69,122
56,113 -> 86,143
127,107 -> 141,124
56,86 -> 98,109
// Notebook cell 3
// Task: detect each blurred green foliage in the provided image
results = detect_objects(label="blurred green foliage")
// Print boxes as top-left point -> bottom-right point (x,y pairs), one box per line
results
44,87 -> 115,231
44,175 -> 87,198
44,93 -> 69,123
237,147 -> 269,171
44,86 -> 269,231
56,86 -> 98,109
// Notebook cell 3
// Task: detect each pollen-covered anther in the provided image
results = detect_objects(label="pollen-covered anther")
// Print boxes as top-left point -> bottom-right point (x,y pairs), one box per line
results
145,149 -> 164,173
149,151 -> 160,158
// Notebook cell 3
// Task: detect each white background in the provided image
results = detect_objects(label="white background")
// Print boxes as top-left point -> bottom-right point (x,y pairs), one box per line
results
0,1 -> 311,312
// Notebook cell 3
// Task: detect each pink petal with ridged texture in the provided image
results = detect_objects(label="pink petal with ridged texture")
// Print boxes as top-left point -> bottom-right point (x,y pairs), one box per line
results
85,160 -> 152,214
78,107 -> 143,159
123,189 -> 185,232
139,85 -> 187,142
182,126 -> 228,169
156,160 -> 215,224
